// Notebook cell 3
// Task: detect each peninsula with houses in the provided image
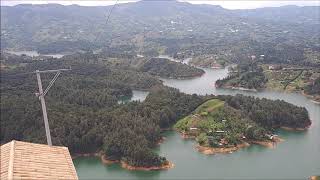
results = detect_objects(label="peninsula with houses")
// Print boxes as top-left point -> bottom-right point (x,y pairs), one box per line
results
174,95 -> 311,154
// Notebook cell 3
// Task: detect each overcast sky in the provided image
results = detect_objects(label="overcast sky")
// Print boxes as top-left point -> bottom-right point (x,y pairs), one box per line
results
1,0 -> 319,9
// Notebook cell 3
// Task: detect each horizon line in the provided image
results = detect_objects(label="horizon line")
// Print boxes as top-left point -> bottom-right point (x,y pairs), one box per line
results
1,0 -> 319,10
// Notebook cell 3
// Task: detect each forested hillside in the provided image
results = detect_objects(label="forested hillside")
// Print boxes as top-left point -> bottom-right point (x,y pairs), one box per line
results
0,1 -> 318,169
0,51 -> 313,167
220,95 -> 311,129
1,1 -> 319,66
139,58 -> 204,78
216,62 -> 268,89
304,77 -> 320,102
0,53 -> 208,167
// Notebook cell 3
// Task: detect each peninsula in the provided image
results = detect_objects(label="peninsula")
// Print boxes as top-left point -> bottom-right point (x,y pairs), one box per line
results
174,95 -> 311,154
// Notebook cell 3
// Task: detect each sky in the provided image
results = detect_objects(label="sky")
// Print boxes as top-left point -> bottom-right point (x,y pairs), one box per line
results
1,0 -> 319,9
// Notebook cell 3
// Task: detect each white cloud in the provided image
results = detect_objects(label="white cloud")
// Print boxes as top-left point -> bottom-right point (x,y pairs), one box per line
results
184,1 -> 320,9
1,0 -> 319,9
0,1 -> 134,6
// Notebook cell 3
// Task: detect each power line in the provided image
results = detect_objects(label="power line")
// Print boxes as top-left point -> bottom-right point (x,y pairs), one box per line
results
1,71 -> 35,77
105,0 -> 119,28
93,0 -> 119,45
3,1 -> 119,79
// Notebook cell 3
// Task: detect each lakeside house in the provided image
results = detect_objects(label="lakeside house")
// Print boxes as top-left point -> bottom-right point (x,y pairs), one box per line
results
269,65 -> 282,70
259,55 -> 265,60
266,134 -> 278,140
215,130 -> 225,133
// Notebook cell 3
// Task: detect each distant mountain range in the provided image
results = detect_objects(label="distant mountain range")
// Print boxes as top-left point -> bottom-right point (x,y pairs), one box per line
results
1,1 -> 319,65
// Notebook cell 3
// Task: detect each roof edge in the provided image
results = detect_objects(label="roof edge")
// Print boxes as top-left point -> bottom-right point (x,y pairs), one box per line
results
8,140 -> 15,180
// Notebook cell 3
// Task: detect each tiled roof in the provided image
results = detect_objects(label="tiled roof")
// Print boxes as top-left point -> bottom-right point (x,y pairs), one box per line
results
1,140 -> 78,180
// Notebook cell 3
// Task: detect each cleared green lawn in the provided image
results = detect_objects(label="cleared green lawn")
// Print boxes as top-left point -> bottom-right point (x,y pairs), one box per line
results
195,99 -> 224,113
174,99 -> 224,131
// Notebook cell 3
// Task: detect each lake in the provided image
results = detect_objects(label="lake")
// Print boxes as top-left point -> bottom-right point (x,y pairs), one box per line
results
6,50 -> 66,58
74,66 -> 320,179
118,90 -> 149,104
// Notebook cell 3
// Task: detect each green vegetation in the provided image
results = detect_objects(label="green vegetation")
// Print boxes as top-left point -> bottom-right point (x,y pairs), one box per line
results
216,62 -> 268,89
0,53 -> 207,167
216,62 -> 320,102
220,94 -> 311,129
264,67 -> 308,91
262,65 -> 320,102
305,77 -> 320,95
139,58 -> 204,79
304,77 -> 320,101
194,99 -> 225,114
175,95 -> 311,148
0,1 -> 318,170
188,55 -> 227,68
0,51 -> 313,166
1,2 -> 319,67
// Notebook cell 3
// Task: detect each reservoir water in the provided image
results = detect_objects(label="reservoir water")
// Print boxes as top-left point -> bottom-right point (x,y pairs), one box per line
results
74,67 -> 320,179
6,50 -> 66,58
118,90 -> 149,104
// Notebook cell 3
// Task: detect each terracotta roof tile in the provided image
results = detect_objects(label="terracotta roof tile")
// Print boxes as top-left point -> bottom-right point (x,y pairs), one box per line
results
0,140 -> 78,180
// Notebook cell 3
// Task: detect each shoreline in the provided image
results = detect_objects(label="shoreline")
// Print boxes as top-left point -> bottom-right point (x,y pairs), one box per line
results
166,71 -> 205,80
158,73 -> 204,80
248,136 -> 284,148
157,136 -> 166,145
120,160 -> 174,171
189,63 -> 224,70
101,154 -> 120,164
218,84 -> 320,103
217,85 -> 258,92
72,152 -> 101,159
196,137 -> 284,155
301,91 -> 320,104
177,130 -> 286,155
196,142 -> 250,155
73,151 -> 174,171
281,126 -> 310,131
180,132 -> 196,139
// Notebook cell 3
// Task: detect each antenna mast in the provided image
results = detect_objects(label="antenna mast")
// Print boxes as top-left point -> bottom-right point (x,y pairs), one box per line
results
35,68 -> 71,146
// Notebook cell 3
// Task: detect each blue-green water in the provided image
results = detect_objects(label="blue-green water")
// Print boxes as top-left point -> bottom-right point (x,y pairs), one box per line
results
118,90 -> 149,104
74,67 -> 320,179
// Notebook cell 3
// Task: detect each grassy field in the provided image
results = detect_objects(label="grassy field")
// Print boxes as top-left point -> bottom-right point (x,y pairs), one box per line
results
194,99 -> 224,114
174,98 -> 253,147
265,69 -> 320,92
174,99 -> 224,132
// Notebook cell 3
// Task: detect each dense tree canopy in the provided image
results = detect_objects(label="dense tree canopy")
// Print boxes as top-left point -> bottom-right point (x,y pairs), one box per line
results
220,94 -> 311,129
304,77 -> 320,96
0,54 -> 207,167
0,53 -> 312,167
175,95 -> 311,148
216,62 -> 268,89
139,58 -> 204,79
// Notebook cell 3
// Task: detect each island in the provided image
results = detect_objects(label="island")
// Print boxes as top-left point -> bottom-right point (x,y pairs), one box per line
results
174,95 -> 311,154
